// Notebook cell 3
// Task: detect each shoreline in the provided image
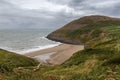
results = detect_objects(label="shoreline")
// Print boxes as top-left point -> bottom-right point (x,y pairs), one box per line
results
24,43 -> 84,65
46,36 -> 84,45
0,43 -> 61,54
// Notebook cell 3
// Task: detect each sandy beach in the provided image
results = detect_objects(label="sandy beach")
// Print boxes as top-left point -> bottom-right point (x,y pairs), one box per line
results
25,44 -> 84,65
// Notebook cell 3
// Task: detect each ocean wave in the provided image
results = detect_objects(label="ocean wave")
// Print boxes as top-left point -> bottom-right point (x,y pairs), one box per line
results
18,43 -> 61,54
0,29 -> 60,54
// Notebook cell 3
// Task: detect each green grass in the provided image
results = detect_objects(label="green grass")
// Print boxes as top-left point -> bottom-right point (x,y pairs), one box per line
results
66,21 -> 120,43
42,17 -> 120,80
0,49 -> 39,72
1,15 -> 120,80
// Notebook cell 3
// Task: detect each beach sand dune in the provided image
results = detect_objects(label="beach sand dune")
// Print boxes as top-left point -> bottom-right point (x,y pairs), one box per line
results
25,44 -> 84,65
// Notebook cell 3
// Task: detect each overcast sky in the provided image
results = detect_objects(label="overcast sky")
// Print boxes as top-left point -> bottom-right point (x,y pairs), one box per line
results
0,0 -> 120,29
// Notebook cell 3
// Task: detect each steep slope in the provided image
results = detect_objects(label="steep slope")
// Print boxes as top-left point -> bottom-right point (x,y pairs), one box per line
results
47,16 -> 120,67
47,15 -> 120,44
44,15 -> 120,80
0,49 -> 39,72
1,15 -> 120,80
43,15 -> 120,80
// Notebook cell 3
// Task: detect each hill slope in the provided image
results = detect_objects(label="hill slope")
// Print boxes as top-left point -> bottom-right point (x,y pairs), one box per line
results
45,15 -> 120,80
47,15 -> 120,44
1,15 -> 120,80
0,49 -> 39,72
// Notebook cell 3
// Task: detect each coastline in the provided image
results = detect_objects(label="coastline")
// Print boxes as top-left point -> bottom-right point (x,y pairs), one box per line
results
24,43 -> 84,65
47,35 -> 84,45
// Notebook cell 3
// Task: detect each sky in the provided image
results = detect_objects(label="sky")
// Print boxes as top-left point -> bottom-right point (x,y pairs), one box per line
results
0,0 -> 120,29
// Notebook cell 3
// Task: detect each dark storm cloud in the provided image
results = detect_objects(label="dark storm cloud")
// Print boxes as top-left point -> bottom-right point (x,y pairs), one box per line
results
0,0 -> 120,29
69,0 -> 120,17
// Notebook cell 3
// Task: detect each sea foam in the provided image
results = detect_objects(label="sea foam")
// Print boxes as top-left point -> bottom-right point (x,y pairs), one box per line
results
18,43 -> 61,54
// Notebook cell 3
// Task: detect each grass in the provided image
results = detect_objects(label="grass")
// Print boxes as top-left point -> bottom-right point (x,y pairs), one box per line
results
0,49 -> 39,72
0,15 -> 120,80
3,47 -> 119,80
43,16 -> 120,80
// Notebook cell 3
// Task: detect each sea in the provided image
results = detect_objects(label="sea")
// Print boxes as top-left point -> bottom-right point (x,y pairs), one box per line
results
0,29 -> 60,54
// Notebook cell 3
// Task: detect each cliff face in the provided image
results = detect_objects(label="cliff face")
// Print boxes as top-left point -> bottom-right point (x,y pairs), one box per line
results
47,15 -> 120,44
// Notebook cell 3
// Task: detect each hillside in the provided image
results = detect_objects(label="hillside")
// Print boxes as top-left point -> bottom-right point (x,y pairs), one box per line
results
47,15 -> 120,44
45,15 -> 120,79
0,49 -> 39,75
1,15 -> 120,80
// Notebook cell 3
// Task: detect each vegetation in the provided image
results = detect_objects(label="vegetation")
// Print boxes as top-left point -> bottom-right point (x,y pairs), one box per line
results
0,49 -> 39,79
47,15 -> 120,44
0,15 -> 120,80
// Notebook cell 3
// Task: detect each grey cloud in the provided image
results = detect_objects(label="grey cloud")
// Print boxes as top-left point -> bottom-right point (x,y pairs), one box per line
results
0,0 -> 14,8
69,0 -> 120,17
0,0 -> 57,29
69,0 -> 84,7
0,0 -> 120,29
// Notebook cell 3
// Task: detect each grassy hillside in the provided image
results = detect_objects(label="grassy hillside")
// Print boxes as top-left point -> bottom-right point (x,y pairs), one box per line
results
0,49 -> 39,79
44,15 -> 120,80
47,15 -> 120,44
1,15 -> 120,80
